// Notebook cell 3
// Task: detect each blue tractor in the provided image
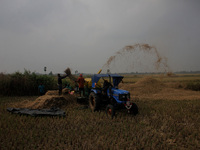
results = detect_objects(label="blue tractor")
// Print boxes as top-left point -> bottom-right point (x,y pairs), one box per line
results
88,74 -> 138,118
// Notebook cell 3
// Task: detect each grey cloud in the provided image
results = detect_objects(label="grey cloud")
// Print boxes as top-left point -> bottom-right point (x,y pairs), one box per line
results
0,0 -> 200,74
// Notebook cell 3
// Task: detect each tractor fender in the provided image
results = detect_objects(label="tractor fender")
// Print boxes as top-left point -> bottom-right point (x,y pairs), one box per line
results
90,89 -> 101,94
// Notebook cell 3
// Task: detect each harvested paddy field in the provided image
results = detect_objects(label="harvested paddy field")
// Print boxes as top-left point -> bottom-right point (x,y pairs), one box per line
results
8,76 -> 200,111
1,75 -> 200,149
120,76 -> 200,101
1,96 -> 200,149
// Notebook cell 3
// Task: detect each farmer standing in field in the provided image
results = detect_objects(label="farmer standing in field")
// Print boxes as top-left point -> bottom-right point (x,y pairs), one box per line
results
57,73 -> 68,95
38,83 -> 45,95
77,74 -> 85,97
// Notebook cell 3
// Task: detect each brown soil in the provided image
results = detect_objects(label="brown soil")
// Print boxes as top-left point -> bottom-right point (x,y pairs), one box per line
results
12,89 -> 76,109
119,77 -> 200,101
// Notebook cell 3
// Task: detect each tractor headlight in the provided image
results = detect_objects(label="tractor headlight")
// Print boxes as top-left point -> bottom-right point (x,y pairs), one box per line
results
119,94 -> 125,100
119,93 -> 130,101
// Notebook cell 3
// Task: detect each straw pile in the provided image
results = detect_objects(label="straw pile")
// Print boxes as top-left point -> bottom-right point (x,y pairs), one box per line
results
133,77 -> 164,94
120,77 -> 164,96
64,68 -> 72,76
45,90 -> 59,95
12,90 -> 76,109
119,77 -> 200,101
25,95 -> 68,109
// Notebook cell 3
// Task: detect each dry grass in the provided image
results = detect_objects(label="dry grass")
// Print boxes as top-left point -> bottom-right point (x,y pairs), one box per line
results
119,76 -> 200,101
1,75 -> 200,149
103,43 -> 169,72
64,67 -> 77,82
10,90 -> 76,109
64,68 -> 72,76
1,96 -> 200,149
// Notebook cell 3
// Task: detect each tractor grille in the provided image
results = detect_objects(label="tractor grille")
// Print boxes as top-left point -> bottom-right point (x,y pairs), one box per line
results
119,94 -> 130,101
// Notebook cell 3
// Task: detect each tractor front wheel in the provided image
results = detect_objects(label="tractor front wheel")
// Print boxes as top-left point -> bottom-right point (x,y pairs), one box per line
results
129,102 -> 138,115
89,92 -> 100,112
106,104 -> 115,119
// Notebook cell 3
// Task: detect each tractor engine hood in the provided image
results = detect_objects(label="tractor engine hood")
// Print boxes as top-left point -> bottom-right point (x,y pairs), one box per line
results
112,88 -> 130,95
110,88 -> 130,103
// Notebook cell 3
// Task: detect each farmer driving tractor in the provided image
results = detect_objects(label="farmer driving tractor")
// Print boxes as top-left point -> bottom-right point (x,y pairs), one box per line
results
102,79 -> 112,96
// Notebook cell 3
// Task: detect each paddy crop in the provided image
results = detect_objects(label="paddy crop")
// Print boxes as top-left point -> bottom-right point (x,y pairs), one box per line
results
1,96 -> 200,149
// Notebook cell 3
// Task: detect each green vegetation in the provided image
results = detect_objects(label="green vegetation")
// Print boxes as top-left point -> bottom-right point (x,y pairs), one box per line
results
0,71 -> 56,96
0,97 -> 200,149
1,72 -> 199,97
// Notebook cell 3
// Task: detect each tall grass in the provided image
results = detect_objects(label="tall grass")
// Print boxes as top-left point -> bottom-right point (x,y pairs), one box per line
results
0,70 -> 56,96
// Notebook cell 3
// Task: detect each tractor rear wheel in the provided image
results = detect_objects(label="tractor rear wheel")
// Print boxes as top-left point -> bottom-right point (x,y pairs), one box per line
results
89,92 -> 100,112
106,104 -> 115,119
129,102 -> 138,115
77,97 -> 87,104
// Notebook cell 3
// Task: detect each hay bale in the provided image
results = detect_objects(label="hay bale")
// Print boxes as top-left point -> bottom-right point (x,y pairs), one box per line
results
133,77 -> 164,95
64,68 -> 72,76
64,67 -> 77,82
134,77 -> 161,87
26,94 -> 76,109
119,77 -> 164,96
28,95 -> 67,109
11,90 -> 76,109
62,88 -> 69,94
46,90 -> 59,95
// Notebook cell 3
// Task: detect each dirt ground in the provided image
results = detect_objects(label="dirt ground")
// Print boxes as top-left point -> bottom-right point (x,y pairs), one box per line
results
119,77 -> 200,101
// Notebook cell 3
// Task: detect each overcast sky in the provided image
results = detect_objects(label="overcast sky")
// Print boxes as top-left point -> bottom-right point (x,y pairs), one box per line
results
0,0 -> 200,74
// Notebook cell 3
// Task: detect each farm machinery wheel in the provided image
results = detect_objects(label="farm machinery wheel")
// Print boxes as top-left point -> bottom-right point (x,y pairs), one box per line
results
89,92 -> 100,112
129,103 -> 138,115
106,104 -> 115,119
